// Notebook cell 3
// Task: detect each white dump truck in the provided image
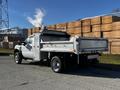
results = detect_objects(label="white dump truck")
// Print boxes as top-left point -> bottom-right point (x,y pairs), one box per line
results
14,29 -> 108,73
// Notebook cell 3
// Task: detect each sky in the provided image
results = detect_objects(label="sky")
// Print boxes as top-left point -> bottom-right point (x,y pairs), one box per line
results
8,0 -> 120,28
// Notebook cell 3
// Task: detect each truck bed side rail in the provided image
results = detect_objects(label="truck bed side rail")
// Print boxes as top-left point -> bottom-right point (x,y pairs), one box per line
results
40,41 -> 75,53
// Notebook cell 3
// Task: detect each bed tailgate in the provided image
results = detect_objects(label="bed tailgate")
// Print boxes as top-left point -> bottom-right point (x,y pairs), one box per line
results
78,38 -> 108,52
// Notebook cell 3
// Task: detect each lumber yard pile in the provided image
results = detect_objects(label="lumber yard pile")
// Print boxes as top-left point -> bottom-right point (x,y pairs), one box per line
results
28,27 -> 41,36
28,15 -> 120,54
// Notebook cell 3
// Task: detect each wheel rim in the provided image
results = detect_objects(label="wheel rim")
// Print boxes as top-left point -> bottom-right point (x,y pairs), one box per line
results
15,53 -> 19,63
52,59 -> 60,72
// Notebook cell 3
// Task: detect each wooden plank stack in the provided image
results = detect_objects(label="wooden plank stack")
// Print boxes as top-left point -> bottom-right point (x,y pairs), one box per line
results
47,25 -> 56,30
28,15 -> 120,54
47,21 -> 82,36
28,29 -> 33,36
67,21 -> 81,36
102,16 -> 120,24
28,27 -> 41,36
56,23 -> 67,32
81,15 -> 120,54
91,16 -> 101,25
81,19 -> 92,37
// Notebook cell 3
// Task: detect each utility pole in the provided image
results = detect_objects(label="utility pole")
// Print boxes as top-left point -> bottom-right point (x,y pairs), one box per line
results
0,0 -> 9,30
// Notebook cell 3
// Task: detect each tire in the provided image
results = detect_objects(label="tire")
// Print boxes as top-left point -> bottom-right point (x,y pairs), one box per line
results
51,56 -> 64,73
14,52 -> 22,64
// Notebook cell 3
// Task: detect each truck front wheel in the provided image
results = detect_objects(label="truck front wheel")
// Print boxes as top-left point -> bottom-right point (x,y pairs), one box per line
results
51,56 -> 64,73
14,52 -> 22,64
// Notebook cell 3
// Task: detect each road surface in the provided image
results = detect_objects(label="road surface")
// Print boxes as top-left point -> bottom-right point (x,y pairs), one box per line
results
0,56 -> 120,90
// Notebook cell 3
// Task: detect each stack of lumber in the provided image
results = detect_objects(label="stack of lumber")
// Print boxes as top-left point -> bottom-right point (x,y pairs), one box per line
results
28,29 -> 33,36
110,41 -> 120,54
91,16 -> 120,54
47,21 -> 82,36
82,17 -> 101,37
92,25 -> 101,32
102,16 -> 120,24
82,19 -> 92,37
109,32 -> 120,54
56,23 -> 67,32
33,27 -> 41,33
28,15 -> 120,54
91,16 -> 101,25
82,19 -> 91,33
47,25 -> 56,30
67,21 -> 81,36
28,27 -> 41,36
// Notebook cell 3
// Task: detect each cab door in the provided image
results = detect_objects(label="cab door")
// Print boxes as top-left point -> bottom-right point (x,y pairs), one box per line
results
21,37 -> 34,59
33,33 -> 40,61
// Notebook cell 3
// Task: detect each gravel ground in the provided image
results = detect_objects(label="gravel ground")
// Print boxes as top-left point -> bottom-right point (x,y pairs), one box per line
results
0,56 -> 120,90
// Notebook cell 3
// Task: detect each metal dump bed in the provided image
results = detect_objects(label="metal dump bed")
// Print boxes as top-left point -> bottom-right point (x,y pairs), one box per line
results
40,36 -> 108,54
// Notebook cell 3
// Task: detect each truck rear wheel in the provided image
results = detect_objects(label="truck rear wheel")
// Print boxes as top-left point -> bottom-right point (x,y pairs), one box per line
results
51,56 -> 64,73
14,52 -> 22,64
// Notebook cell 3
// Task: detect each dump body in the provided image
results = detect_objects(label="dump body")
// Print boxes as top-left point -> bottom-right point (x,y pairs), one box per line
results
40,36 -> 108,54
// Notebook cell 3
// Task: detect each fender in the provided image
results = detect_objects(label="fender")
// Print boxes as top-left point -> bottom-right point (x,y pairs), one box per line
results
14,45 -> 22,54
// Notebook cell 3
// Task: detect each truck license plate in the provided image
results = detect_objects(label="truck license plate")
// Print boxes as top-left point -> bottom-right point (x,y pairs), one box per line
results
88,55 -> 99,59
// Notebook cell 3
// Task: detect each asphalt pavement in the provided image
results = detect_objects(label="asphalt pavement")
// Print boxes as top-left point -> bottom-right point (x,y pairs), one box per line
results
0,56 -> 120,90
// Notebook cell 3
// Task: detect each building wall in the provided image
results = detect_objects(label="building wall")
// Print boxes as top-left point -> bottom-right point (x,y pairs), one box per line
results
0,27 -> 28,49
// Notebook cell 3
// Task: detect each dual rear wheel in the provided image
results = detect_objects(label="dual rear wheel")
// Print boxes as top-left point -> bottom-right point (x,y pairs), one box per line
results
51,56 -> 64,73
